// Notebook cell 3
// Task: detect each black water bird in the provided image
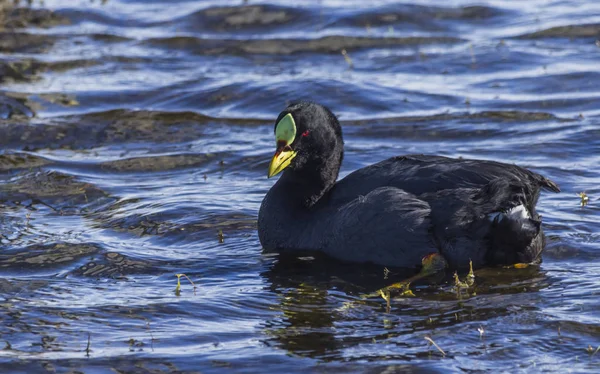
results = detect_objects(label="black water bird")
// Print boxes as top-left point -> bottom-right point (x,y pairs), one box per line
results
258,102 -> 560,270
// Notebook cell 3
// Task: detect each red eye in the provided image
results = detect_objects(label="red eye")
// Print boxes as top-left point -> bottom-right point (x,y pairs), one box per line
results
302,130 -> 310,137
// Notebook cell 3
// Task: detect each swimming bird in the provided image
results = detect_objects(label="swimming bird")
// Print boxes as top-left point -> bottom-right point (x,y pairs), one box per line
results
258,102 -> 560,270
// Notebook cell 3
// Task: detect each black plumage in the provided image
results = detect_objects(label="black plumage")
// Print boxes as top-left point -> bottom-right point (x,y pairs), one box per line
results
258,102 -> 560,270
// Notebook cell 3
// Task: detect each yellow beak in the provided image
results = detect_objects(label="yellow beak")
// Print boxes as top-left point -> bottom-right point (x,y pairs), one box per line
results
268,148 -> 297,178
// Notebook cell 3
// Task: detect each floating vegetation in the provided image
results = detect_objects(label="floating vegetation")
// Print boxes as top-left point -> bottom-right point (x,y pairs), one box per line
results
454,260 -> 476,296
127,338 -> 145,352
577,192 -> 589,207
341,49 -> 353,69
175,273 -> 197,296
453,272 -> 470,290
425,336 -> 446,357
466,260 -> 475,287
586,345 -> 600,356
39,93 -> 79,106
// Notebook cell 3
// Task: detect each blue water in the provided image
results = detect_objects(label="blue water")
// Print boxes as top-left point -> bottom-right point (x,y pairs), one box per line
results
1,0 -> 599,372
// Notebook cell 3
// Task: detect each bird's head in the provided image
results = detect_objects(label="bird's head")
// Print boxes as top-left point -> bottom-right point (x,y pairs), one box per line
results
268,101 -> 344,178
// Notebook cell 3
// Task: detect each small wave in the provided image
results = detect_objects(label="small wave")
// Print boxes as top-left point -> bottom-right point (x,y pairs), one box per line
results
142,35 -> 464,56
516,23 -> 600,39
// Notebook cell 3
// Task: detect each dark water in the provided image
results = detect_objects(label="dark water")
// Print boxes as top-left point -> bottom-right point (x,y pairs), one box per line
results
1,0 -> 599,372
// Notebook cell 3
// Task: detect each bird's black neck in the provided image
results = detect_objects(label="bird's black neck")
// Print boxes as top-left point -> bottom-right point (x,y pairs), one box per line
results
279,162 -> 339,209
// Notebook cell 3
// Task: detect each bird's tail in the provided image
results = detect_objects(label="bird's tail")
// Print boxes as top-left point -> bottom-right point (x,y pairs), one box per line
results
487,206 -> 544,265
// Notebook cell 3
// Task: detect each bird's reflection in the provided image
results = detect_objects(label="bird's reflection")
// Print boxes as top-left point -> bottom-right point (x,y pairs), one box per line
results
260,253 -> 434,358
260,252 -> 549,359
263,252 -> 432,295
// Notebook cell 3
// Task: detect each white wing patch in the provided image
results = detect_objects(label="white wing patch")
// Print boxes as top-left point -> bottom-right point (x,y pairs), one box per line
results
507,204 -> 530,220
488,204 -> 530,222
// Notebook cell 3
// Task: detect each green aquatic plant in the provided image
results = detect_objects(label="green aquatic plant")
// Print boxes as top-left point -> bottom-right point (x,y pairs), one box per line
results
453,271 -> 469,290
378,289 -> 391,313
466,260 -> 475,287
453,259 -> 477,295
577,192 -> 589,207
175,273 -> 197,296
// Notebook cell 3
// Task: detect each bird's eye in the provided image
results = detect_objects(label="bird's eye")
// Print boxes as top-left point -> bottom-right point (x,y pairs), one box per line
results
302,130 -> 310,137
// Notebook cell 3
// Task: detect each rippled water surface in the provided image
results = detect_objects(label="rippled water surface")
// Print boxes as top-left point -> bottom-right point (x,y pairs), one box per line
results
1,0 -> 599,372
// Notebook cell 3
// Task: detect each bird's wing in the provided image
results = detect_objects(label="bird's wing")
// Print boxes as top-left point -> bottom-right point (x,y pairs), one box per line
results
324,187 -> 439,268
328,154 -> 559,206
420,177 -> 546,269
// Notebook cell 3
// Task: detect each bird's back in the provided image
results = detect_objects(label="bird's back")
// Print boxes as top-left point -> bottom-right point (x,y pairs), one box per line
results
319,154 -> 559,268
328,154 -> 559,205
